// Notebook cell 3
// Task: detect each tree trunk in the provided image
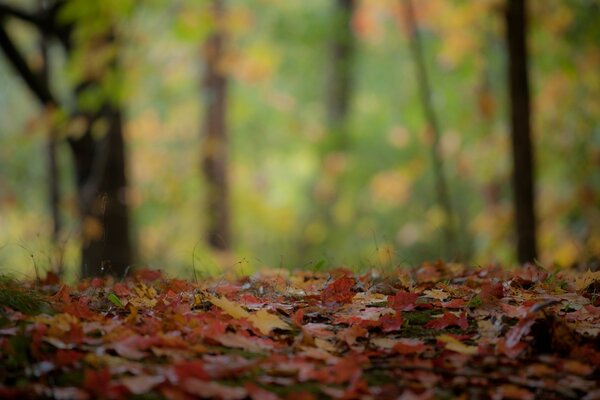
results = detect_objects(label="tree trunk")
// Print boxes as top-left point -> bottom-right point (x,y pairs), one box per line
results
201,0 -> 230,251
326,0 -> 355,151
402,0 -> 458,259
69,106 -> 132,278
505,0 -> 538,263
0,4 -> 133,277
38,10 -> 61,246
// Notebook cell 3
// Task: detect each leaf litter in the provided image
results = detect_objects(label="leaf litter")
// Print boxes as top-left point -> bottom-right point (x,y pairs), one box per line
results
0,262 -> 599,399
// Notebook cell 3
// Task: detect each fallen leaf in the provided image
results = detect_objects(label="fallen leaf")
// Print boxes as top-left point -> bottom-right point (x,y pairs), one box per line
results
209,296 -> 250,319
183,379 -> 247,400
248,309 -> 291,335
425,312 -> 468,330
392,338 -> 426,355
437,334 -> 478,355
321,277 -> 355,304
120,375 -> 165,395
388,291 -> 419,311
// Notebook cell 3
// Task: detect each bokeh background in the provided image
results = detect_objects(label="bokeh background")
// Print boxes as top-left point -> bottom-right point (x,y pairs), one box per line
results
0,0 -> 598,280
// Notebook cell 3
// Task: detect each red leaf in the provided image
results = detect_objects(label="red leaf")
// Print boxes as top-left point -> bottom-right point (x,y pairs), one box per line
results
441,298 -> 467,308
292,309 -> 304,327
321,277 -> 355,304
379,311 -> 404,332
392,338 -> 427,355
388,291 -> 419,311
337,324 -> 368,346
513,264 -> 548,286
505,316 -> 536,348
63,297 -> 95,320
54,350 -> 84,367
182,379 -> 246,400
90,278 -> 103,289
497,338 -> 528,358
245,383 -> 280,400
425,312 -> 468,330
83,368 -> 111,396
113,283 -> 131,297
41,271 -> 61,285
479,282 -> 504,302
134,268 -> 163,282
174,360 -> 210,382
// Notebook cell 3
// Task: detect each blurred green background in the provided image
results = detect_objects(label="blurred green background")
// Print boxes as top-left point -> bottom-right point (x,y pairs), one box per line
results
0,0 -> 598,280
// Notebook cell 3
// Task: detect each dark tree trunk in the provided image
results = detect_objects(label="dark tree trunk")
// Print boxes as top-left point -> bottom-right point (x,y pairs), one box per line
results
0,3 -> 132,277
69,106 -> 132,278
326,0 -> 355,151
201,0 -> 230,251
505,0 -> 538,263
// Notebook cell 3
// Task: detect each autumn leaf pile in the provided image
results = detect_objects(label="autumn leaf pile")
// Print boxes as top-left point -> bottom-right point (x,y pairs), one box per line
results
1,263 -> 600,400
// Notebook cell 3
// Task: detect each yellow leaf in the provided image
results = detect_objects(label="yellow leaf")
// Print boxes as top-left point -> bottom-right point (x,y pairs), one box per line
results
423,289 -> 449,301
314,338 -> 337,353
575,270 -> 600,292
208,296 -> 250,319
437,334 -> 478,355
248,309 -> 291,335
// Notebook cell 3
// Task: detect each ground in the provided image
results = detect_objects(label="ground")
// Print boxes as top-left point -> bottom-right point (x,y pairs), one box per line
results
1,262 -> 599,399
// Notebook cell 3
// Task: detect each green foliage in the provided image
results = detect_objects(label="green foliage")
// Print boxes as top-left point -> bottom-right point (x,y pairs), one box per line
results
0,275 -> 50,316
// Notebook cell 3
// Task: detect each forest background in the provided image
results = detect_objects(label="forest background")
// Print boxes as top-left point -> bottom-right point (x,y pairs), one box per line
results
0,0 -> 598,280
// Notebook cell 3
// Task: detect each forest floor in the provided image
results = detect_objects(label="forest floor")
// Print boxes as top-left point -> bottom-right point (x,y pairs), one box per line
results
1,262 -> 600,400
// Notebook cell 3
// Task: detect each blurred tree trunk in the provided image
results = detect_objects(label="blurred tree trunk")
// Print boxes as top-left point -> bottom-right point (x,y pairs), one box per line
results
326,0 -> 355,151
298,0 -> 356,261
0,2 -> 132,277
38,6 -> 61,248
401,0 -> 458,259
69,105 -> 132,278
201,0 -> 230,251
505,0 -> 538,263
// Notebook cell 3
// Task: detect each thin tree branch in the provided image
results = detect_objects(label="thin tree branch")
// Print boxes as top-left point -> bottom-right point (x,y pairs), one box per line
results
401,0 -> 458,258
0,21 -> 56,106
0,3 -> 43,27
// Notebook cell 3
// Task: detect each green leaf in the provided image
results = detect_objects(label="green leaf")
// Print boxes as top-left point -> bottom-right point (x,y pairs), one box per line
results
107,293 -> 124,308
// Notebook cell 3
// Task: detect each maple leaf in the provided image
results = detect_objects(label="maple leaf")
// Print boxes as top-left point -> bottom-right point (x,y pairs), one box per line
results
337,324 -> 368,346
425,312 -> 468,330
112,335 -> 151,360
392,338 -> 426,355
441,298 -> 467,308
209,296 -> 250,319
379,311 -> 404,332
292,308 -> 304,326
53,349 -> 84,367
387,291 -> 419,311
248,309 -> 291,335
113,283 -> 131,297
182,379 -> 247,400
437,334 -> 478,355
173,359 -> 210,382
245,383 -> 281,400
84,368 -> 124,398
479,281 -> 505,302
120,375 -> 165,395
513,264 -> 548,286
216,332 -> 275,352
321,276 -> 355,304
575,270 -> 600,292
504,316 -> 536,349
423,289 -> 449,301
